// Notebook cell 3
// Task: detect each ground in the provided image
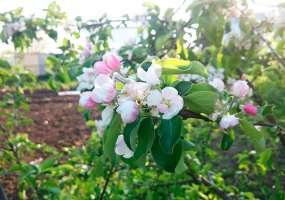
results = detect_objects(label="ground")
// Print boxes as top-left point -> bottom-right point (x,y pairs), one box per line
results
0,89 -> 90,199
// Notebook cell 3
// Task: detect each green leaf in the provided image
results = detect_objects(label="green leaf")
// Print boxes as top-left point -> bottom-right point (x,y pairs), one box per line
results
220,130 -> 235,150
174,81 -> 192,96
47,29 -> 58,40
151,135 -> 183,173
155,33 -> 172,51
162,61 -> 207,77
258,149 -> 272,167
190,83 -> 217,93
0,59 -> 11,69
103,113 -> 122,160
91,156 -> 105,177
156,58 -> 190,68
158,116 -> 182,154
141,61 -> 152,71
175,156 -> 187,174
83,110 -> 92,121
131,117 -> 155,160
123,118 -> 141,150
240,119 -> 266,153
181,139 -> 195,151
132,47 -> 148,63
38,156 -> 60,173
184,91 -> 218,114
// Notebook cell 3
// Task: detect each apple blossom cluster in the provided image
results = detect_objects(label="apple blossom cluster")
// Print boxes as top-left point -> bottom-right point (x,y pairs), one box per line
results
77,52 -> 184,157
77,51 -> 258,158
3,20 -> 26,37
180,65 -> 257,130
214,79 -> 257,130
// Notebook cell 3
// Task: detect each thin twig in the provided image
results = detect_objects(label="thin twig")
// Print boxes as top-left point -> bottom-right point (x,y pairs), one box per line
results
99,165 -> 114,200
253,28 -> 285,68
173,0 -> 187,16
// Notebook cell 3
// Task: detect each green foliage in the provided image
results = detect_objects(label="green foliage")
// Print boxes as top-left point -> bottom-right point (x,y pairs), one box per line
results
240,119 -> 266,153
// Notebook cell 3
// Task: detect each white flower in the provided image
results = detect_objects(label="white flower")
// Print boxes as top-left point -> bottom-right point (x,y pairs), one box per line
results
147,90 -> 162,106
121,81 -> 150,104
91,74 -> 117,104
95,106 -> 114,136
137,64 -> 161,85
209,78 -> 225,92
77,68 -> 96,91
231,80 -> 250,98
117,100 -> 139,124
219,115 -> 239,130
115,135 -> 134,158
79,91 -> 97,109
147,87 -> 184,119
3,21 -> 26,37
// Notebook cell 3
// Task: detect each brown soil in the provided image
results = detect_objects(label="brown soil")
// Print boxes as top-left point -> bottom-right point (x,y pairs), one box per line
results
0,89 -> 91,199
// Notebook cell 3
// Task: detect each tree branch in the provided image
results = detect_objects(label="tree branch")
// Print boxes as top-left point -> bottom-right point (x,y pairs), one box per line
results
253,27 -> 285,68
180,109 -> 212,121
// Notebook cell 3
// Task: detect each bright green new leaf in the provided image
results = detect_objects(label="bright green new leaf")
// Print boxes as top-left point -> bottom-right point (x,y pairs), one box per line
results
161,60 -> 207,77
156,58 -> 190,68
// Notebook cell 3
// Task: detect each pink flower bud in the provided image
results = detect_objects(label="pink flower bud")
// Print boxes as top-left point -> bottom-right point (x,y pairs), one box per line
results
231,80 -> 250,98
103,52 -> 121,72
243,103 -> 257,116
94,61 -> 112,75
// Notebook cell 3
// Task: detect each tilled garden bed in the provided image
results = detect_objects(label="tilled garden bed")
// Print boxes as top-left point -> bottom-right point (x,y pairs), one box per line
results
0,89 -> 90,199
